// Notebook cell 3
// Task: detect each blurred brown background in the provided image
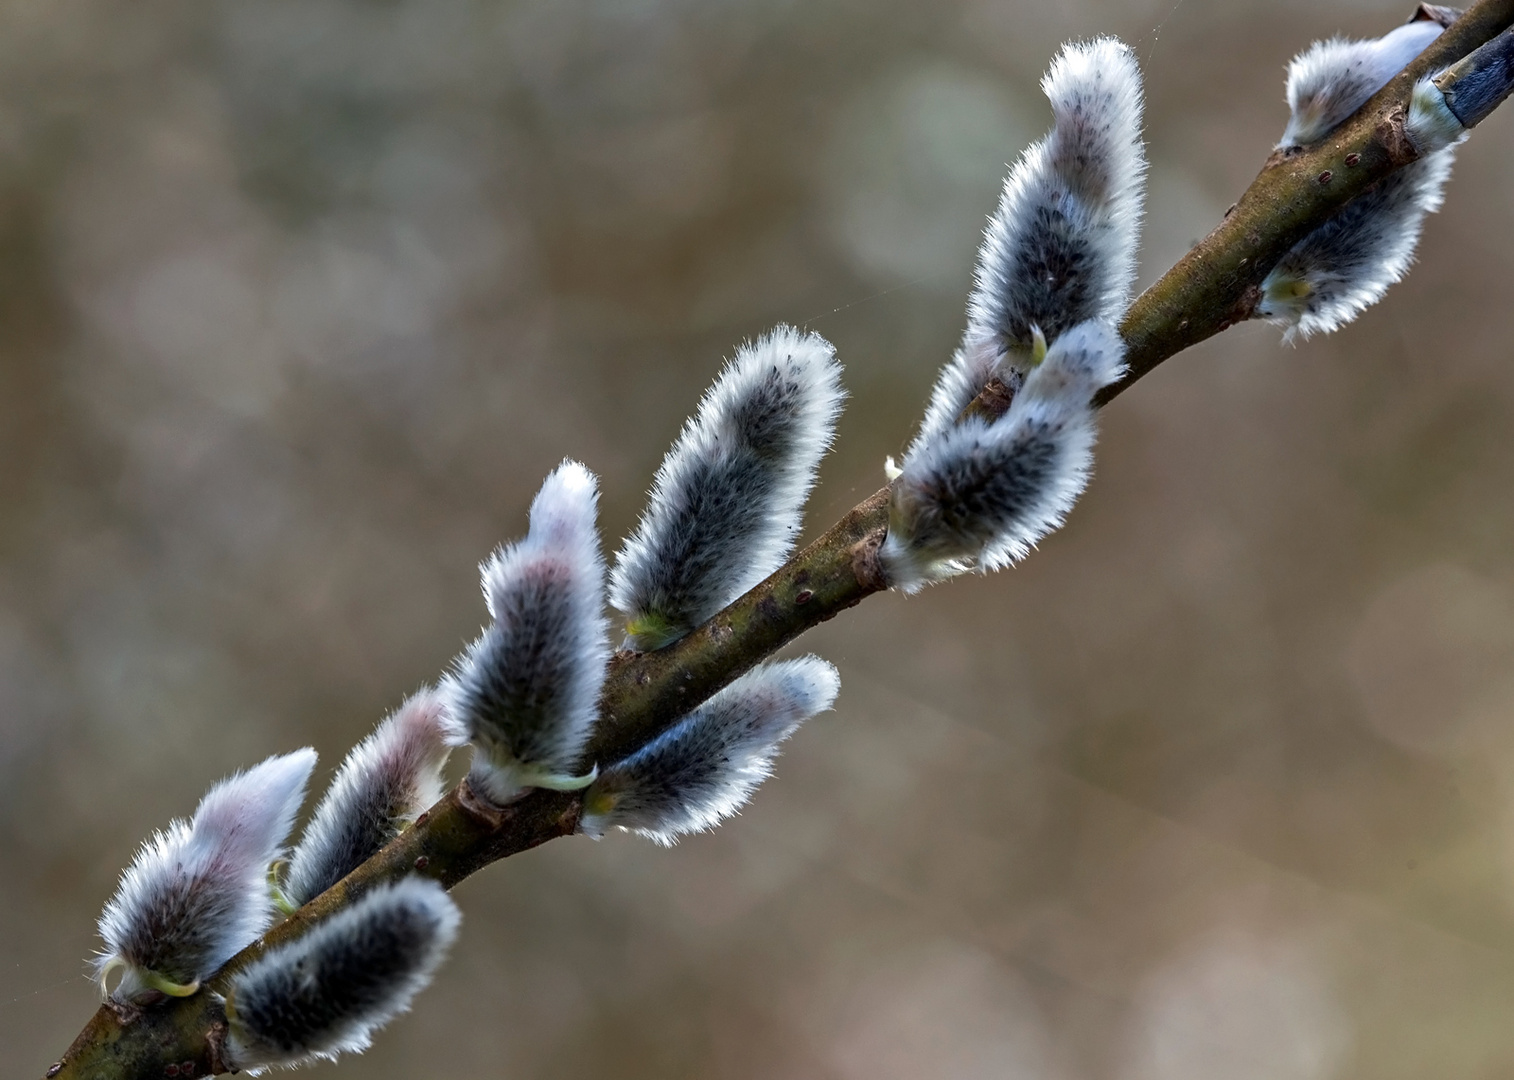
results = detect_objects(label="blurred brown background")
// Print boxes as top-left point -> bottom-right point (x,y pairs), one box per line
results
5,0 -> 1514,1076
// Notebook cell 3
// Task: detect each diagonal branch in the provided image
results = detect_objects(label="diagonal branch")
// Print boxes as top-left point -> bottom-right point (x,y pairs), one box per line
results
44,2 -> 1514,1075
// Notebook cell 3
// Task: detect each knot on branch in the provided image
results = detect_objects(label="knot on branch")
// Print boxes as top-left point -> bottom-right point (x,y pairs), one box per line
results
1225,283 -> 1264,330
850,529 -> 888,593
1377,105 -> 1421,166
205,1018 -> 231,1077
458,776 -> 518,825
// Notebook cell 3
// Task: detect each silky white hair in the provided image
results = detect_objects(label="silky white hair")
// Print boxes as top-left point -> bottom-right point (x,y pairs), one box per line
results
445,460 -> 610,805
882,321 -> 1125,593
611,325 -> 845,651
94,749 -> 317,1003
282,691 -> 456,908
1262,24 -> 1460,341
1257,151 -> 1455,341
914,37 -> 1145,453
580,656 -> 839,845
223,877 -> 461,1071
1278,20 -> 1443,148
1406,75 -> 1470,153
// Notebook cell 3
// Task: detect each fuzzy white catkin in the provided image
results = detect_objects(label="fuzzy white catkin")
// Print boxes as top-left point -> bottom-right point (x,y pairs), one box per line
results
1277,20 -> 1443,147
580,656 -> 839,845
94,749 -> 317,1003
1260,23 -> 1458,341
913,36 -> 1145,453
611,325 -> 845,651
282,691 -> 455,908
1257,151 -> 1455,341
445,460 -> 610,805
223,877 -> 461,1071
882,321 -> 1125,593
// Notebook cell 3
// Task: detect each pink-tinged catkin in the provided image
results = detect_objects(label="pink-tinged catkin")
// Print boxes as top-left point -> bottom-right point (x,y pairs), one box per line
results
94,749 -> 317,1003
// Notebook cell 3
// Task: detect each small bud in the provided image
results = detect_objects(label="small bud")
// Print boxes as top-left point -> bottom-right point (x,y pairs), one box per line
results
580,657 -> 839,845
281,691 -> 456,910
914,37 -> 1145,452
94,750 -> 318,1004
1407,27 -> 1514,152
1432,27 -> 1514,130
446,461 -> 610,805
1278,20 -> 1443,148
611,325 -> 845,650
1406,76 -> 1469,152
882,321 -> 1125,593
223,878 -> 461,1070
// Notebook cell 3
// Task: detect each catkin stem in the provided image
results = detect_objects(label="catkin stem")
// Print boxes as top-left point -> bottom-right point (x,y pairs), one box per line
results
45,1 -> 1514,1075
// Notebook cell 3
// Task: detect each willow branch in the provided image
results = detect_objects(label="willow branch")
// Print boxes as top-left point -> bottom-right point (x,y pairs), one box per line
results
45,2 -> 1514,1075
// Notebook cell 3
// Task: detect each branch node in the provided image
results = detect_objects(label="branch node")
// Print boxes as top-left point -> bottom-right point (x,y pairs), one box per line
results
1377,105 -> 1420,164
106,997 -> 140,1024
1230,282 -> 1264,325
458,777 -> 515,825
205,1018 -> 230,1076
850,529 -> 888,593
958,376 -> 1015,424
555,799 -> 582,834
